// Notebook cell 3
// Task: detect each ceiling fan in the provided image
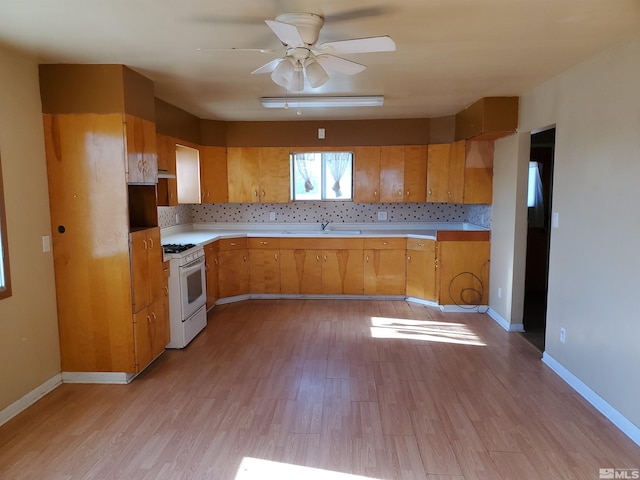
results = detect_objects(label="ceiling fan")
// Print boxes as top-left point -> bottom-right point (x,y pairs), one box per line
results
247,13 -> 396,91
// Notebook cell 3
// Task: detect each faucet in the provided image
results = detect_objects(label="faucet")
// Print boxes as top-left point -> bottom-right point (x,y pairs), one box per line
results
320,220 -> 331,231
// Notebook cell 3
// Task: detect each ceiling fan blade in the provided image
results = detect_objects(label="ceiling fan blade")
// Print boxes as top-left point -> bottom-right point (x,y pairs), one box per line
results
251,58 -> 282,75
316,54 -> 367,75
265,19 -> 304,47
317,36 -> 396,54
197,47 -> 277,53
324,6 -> 397,23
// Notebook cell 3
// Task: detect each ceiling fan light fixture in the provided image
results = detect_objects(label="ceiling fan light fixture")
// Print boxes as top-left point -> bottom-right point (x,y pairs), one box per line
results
304,57 -> 329,88
261,95 -> 384,109
271,57 -> 296,89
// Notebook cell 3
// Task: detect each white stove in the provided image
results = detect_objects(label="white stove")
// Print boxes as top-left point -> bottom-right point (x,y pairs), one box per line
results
163,243 -> 207,348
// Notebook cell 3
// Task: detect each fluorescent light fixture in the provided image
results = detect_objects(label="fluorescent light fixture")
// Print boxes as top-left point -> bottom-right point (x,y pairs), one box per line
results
261,96 -> 384,109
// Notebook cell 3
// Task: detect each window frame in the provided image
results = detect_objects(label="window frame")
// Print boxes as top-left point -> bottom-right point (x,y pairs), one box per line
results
0,152 -> 12,300
290,150 -> 354,202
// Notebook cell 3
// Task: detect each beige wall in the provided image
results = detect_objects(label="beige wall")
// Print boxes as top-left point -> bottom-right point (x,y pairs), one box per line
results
491,35 -> 640,428
0,48 -> 60,410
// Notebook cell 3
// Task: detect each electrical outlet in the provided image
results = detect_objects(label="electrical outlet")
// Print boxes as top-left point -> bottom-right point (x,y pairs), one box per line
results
560,327 -> 566,344
42,235 -> 51,253
552,212 -> 559,228
175,213 -> 180,224
498,287 -> 502,298
377,211 -> 388,221
269,212 -> 276,221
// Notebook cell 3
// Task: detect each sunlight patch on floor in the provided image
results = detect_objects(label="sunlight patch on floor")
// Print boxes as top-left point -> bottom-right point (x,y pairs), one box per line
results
235,457 -> 385,480
370,316 -> 486,346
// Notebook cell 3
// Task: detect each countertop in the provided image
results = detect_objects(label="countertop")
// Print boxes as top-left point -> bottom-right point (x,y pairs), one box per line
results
160,222 -> 488,248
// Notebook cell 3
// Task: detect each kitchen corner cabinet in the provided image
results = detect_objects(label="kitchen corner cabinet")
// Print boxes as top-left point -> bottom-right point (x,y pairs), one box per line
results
227,147 -> 290,203
217,238 -> 250,298
363,238 -> 406,295
200,146 -> 228,203
463,140 -> 494,204
406,238 -> 437,301
249,238 -> 281,294
205,241 -> 219,309
156,133 -> 178,206
427,140 -> 465,203
124,114 -> 157,184
44,112 -> 163,375
437,231 -> 490,306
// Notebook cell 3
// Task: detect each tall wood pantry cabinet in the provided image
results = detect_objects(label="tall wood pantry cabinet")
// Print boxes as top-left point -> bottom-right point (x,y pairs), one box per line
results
40,64 -> 168,381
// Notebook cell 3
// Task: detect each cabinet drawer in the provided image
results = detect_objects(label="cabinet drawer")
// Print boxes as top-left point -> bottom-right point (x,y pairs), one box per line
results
436,230 -> 490,242
204,241 -> 219,255
407,238 -> 433,251
248,237 -> 281,250
218,237 -> 248,251
279,237 -> 364,250
363,238 -> 405,250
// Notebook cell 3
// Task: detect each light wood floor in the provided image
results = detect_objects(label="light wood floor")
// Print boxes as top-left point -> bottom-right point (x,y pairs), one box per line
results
1,300 -> 638,479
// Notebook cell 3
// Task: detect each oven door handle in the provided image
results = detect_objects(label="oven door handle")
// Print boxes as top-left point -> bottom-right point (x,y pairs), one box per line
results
180,256 -> 205,272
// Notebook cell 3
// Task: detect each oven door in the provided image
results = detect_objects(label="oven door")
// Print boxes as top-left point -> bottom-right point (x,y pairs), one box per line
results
179,256 -> 207,320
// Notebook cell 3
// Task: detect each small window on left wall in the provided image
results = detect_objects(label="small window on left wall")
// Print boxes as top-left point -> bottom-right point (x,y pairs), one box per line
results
0,152 -> 12,300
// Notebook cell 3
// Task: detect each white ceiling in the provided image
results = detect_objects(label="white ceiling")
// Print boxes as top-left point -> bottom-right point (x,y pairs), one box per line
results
1,0 -> 639,122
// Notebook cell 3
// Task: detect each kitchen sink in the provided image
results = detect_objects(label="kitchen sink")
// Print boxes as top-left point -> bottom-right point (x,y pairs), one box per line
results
281,230 -> 362,235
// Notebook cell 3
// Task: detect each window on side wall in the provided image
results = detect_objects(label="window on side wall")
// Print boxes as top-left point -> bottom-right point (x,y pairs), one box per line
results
0,152 -> 11,300
291,151 -> 353,201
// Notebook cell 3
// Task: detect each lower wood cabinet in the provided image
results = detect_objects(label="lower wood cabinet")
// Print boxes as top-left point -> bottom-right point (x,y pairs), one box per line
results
321,249 -> 364,295
249,238 -> 280,294
364,238 -> 406,295
204,241 -> 219,309
406,238 -> 437,301
280,247 -> 323,294
218,238 -> 249,298
132,297 -> 167,374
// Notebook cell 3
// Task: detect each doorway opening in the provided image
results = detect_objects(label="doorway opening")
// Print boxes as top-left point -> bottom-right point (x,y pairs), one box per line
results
522,127 -> 555,351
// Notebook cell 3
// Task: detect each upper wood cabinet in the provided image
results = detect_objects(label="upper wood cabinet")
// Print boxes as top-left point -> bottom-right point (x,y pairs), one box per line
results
463,140 -> 494,204
427,140 -> 465,203
354,146 -> 380,203
124,114 -> 157,184
227,147 -> 290,203
355,145 -> 428,203
156,133 -> 177,206
200,146 -> 228,203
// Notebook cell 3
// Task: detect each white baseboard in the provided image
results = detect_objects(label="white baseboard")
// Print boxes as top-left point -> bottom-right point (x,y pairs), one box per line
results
61,372 -> 135,384
0,374 -> 62,427
542,352 -> 640,447
440,304 -> 490,314
405,297 -> 439,307
487,307 -> 525,332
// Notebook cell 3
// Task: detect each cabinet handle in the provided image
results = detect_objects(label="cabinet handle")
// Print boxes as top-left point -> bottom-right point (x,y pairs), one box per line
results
398,189 -> 402,196
230,242 -> 236,246
254,190 -> 259,197
417,243 -> 424,247
260,241 -> 268,245
243,256 -> 247,262
149,237 -> 154,248
316,254 -> 320,262
163,286 -> 169,295
406,190 -> 410,197
381,241 -> 388,245
147,315 -> 151,324
323,255 -> 327,262
151,312 -> 157,321
374,190 -> 378,197
448,191 -> 452,198
366,255 -> 369,263
428,189 -> 432,196
261,190 -> 266,198
214,258 -> 219,265
143,240 -> 148,250
407,255 -> 411,262
274,253 -> 278,261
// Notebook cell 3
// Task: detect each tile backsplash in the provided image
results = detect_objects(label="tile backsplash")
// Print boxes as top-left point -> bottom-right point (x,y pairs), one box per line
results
159,203 -> 491,229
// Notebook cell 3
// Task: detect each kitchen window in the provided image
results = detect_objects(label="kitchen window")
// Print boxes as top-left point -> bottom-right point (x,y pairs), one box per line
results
0,153 -> 11,300
291,151 -> 353,201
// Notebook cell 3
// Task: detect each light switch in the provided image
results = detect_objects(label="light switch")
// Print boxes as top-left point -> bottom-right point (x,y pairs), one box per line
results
377,211 -> 388,221
552,212 -> 559,228
42,235 -> 51,253
269,212 -> 276,221
318,128 -> 325,139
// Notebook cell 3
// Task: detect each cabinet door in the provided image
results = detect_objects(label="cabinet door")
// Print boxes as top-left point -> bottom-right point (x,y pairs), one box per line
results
205,242 -> 219,308
156,134 -> 177,206
133,307 -> 153,373
463,140 -> 494,204
379,146 -> 405,203
249,249 -> 281,294
280,249 -> 322,294
146,228 -> 163,304
227,147 -> 260,203
353,146 -> 380,202
364,249 -> 406,295
259,147 -> 290,203
404,145 -> 428,202
218,250 -> 249,298
124,115 -> 157,184
200,146 -> 228,203
322,249 -> 363,295
438,240 -> 490,306
448,140 -> 466,203
427,144 -> 451,202
406,239 -> 436,301
130,230 -> 151,312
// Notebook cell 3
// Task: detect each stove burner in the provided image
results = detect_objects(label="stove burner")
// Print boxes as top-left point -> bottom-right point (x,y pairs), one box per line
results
162,243 -> 196,254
